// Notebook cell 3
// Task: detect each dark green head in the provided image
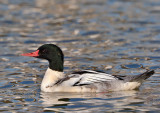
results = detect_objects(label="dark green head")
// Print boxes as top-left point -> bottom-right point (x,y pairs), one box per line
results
22,44 -> 64,72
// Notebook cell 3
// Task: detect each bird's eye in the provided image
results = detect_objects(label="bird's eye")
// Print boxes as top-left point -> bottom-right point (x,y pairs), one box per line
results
42,49 -> 48,53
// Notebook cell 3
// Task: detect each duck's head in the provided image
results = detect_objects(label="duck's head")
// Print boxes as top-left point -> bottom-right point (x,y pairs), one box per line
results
21,44 -> 64,72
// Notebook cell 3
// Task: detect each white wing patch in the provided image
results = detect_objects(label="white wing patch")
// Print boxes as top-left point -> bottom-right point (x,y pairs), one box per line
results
64,70 -> 118,86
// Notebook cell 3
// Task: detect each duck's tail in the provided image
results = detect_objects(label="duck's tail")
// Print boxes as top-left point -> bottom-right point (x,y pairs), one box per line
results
126,70 -> 154,82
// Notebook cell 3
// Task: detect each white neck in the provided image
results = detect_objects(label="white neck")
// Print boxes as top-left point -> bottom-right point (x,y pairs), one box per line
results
41,68 -> 64,91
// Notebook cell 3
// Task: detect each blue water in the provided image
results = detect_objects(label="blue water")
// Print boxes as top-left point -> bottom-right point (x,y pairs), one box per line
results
0,0 -> 160,112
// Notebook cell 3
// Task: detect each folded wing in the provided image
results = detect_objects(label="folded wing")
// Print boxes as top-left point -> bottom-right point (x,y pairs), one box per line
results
60,70 -> 120,86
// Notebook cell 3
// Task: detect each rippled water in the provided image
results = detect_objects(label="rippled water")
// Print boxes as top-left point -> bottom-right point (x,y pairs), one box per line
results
1,0 -> 160,112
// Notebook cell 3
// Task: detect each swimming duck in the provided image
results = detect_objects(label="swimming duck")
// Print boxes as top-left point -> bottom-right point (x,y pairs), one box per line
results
21,44 -> 154,92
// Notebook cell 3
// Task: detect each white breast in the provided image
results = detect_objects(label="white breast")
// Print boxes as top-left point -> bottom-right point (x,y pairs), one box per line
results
41,68 -> 64,92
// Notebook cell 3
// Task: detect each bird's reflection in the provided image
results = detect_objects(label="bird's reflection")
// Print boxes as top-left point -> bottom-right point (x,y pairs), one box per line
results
40,90 -> 145,112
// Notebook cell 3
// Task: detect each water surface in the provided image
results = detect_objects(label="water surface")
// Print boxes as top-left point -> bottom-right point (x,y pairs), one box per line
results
0,0 -> 160,112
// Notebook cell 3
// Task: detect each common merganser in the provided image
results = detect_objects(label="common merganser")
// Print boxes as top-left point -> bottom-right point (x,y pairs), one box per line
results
21,44 -> 154,92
